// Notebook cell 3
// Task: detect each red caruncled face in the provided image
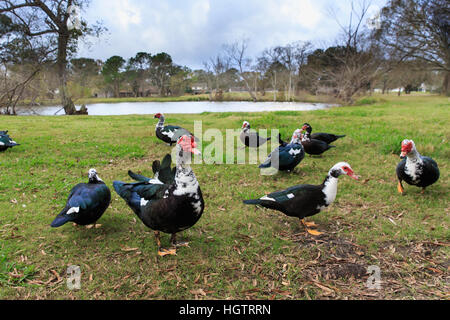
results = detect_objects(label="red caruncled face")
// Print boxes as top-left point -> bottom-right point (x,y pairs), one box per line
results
341,165 -> 358,180
154,113 -> 162,119
401,140 -> 413,157
177,135 -> 200,154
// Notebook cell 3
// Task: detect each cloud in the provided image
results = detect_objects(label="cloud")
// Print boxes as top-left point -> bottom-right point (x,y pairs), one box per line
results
76,0 -> 386,69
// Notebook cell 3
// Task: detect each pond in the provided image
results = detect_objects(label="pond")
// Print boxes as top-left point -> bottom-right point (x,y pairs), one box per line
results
15,101 -> 337,116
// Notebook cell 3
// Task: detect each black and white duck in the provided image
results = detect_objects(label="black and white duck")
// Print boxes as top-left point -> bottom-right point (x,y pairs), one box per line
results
113,135 -> 204,256
0,130 -> 20,152
154,113 -> 196,145
244,162 -> 359,235
396,139 -> 440,194
259,129 -> 305,172
240,121 -> 272,148
300,125 -> 335,156
302,123 -> 345,144
51,169 -> 111,228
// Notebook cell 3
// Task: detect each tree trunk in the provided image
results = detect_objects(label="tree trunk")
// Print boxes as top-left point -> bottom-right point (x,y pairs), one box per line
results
57,31 -> 76,115
443,71 -> 449,96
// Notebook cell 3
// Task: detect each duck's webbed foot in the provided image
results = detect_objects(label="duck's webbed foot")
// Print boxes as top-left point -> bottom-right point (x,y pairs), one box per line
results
154,231 -> 177,256
301,219 -> 323,236
170,233 -> 190,248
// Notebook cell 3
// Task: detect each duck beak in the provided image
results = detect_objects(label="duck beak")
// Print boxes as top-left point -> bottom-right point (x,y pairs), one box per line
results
400,151 -> 407,158
191,148 -> 201,155
348,171 -> 359,180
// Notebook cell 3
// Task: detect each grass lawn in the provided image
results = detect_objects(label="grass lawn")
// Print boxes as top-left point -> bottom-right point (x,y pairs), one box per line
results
0,94 -> 448,299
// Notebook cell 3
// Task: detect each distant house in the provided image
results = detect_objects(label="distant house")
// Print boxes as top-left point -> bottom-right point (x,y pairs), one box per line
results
191,83 -> 208,94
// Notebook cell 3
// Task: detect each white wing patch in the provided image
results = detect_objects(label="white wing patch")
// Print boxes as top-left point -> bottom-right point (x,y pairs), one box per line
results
0,141 -> 4,146
67,207 -> 80,215
287,193 -> 295,199
140,198 -> 149,207
161,130 -> 175,138
289,148 -> 301,156
260,195 -> 276,202
147,178 -> 163,185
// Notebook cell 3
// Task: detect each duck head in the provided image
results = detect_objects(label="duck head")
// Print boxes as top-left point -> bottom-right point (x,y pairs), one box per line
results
329,162 -> 359,180
400,139 -> 416,158
301,123 -> 312,134
242,121 -> 250,131
290,129 -> 303,144
177,135 -> 201,155
154,113 -> 164,119
88,168 -> 103,182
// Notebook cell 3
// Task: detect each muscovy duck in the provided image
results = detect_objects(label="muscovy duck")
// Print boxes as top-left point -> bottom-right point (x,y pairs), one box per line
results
244,162 -> 359,235
302,123 -> 345,144
154,113 -> 196,145
51,169 -> 111,228
0,130 -> 20,152
300,126 -> 335,156
113,135 -> 204,256
259,129 -> 305,172
240,121 -> 272,148
396,139 -> 440,194
128,154 -> 176,185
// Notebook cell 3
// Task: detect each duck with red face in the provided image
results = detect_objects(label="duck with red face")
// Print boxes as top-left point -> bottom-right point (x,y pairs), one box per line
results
154,113 -> 197,146
396,139 -> 440,195
244,162 -> 359,235
113,135 -> 204,256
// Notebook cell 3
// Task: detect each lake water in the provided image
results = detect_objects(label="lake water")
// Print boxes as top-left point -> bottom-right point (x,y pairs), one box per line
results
15,101 -> 337,116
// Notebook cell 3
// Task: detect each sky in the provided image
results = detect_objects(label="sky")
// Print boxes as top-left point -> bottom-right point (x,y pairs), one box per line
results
76,0 -> 387,70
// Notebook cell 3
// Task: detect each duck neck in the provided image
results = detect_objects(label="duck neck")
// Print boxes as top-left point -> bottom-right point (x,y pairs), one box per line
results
406,149 -> 422,164
174,150 -> 198,195
156,115 -> 165,129
322,173 -> 339,204
89,176 -> 104,184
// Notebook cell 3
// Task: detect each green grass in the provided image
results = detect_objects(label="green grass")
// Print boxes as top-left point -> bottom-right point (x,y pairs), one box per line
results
0,94 -> 448,299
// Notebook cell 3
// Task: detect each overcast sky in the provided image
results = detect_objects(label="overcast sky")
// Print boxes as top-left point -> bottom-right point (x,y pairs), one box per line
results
76,0 -> 387,69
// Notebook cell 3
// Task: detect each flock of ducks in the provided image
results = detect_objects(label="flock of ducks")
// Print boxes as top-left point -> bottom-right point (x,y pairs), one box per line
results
0,113 -> 440,256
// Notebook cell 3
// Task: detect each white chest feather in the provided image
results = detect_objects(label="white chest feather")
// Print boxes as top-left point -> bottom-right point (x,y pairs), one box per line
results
319,177 -> 338,209
173,169 -> 199,196
405,157 -> 423,182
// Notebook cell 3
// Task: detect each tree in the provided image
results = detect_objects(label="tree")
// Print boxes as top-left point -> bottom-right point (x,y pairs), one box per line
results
203,54 -> 231,100
224,39 -> 258,102
102,56 -> 125,98
375,0 -> 450,95
149,52 -> 175,96
311,0 -> 384,103
127,52 -> 152,97
0,0 -> 104,114
70,57 -> 101,86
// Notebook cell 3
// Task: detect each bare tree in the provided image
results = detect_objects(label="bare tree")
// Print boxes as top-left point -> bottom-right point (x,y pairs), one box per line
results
224,39 -> 257,102
374,0 -> 450,95
204,54 -> 231,100
318,0 -> 385,103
